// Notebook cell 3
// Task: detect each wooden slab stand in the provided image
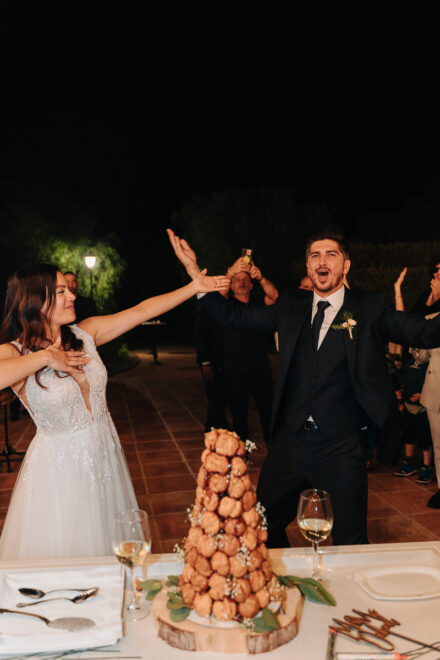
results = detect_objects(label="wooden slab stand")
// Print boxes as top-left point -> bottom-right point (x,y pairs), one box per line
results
153,587 -> 304,654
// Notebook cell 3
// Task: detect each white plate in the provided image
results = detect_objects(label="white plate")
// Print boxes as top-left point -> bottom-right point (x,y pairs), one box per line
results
354,564 -> 440,600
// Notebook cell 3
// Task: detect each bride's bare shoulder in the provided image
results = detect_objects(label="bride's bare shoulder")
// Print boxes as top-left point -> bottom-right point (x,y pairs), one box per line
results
0,342 -> 21,358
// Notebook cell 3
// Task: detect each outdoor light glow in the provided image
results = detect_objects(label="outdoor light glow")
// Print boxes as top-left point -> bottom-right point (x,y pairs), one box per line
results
84,255 -> 96,269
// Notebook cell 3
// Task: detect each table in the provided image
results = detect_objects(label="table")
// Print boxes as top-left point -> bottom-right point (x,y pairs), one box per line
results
1,541 -> 439,658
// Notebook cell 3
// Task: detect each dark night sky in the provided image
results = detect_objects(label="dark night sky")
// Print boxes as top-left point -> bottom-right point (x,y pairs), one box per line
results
2,2 -> 440,247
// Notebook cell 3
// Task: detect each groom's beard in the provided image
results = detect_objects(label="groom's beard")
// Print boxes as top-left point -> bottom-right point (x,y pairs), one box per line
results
309,270 -> 344,295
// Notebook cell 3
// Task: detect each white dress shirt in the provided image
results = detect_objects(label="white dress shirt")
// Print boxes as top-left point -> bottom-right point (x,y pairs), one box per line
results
307,286 -> 345,424
311,286 -> 345,350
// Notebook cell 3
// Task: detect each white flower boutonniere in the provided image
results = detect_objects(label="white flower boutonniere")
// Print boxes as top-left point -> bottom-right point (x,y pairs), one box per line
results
332,311 -> 357,340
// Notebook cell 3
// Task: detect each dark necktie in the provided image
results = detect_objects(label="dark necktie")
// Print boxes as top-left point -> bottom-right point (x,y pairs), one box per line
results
311,300 -> 330,350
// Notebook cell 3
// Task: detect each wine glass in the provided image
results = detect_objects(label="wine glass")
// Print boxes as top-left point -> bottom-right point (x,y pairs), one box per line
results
297,489 -> 333,580
113,509 -> 152,621
409,347 -> 422,369
409,347 -> 430,369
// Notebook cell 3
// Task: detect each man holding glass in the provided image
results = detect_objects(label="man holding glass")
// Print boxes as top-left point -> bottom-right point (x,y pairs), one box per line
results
168,229 -> 440,548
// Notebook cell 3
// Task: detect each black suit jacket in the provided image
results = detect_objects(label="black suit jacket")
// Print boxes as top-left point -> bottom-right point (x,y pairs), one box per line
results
201,287 -> 440,438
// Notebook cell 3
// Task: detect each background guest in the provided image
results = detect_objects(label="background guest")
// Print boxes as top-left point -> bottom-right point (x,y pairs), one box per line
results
64,270 -> 98,322
219,257 -> 278,444
420,314 -> 440,508
411,257 -> 440,315
393,268 -> 434,484
299,275 -> 313,291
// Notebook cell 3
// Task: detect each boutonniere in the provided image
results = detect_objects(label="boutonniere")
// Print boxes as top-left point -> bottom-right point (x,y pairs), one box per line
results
332,311 -> 357,340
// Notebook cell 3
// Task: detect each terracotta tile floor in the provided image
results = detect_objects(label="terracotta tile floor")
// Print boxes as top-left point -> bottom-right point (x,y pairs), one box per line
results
1,347 -> 439,553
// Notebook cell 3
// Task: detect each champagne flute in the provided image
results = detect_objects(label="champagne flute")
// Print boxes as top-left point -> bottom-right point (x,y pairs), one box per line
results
113,509 -> 152,621
297,489 -> 333,580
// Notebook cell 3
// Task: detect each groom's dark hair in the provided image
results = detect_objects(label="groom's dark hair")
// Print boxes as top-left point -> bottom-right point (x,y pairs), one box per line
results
305,231 -> 350,260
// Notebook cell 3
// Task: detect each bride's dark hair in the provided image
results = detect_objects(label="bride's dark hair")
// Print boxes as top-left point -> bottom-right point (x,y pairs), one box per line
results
0,264 -> 83,387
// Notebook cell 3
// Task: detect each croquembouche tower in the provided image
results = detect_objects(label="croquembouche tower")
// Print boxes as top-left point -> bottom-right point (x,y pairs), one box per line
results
153,429 -> 303,654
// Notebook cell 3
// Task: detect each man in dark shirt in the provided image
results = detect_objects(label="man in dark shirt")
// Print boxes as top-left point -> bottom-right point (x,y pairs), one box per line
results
221,264 -> 278,444
64,271 -> 98,323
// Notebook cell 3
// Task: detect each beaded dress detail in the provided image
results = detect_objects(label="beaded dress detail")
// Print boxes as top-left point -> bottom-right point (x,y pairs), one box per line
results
0,325 -> 138,559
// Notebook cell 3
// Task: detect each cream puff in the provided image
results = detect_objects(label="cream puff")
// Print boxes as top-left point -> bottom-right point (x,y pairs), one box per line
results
193,592 -> 212,618
212,598 -> 237,621
201,511 -> 221,536
210,550 -> 230,576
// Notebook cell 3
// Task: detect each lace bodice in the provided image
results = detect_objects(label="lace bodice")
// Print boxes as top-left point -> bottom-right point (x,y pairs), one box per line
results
14,325 -> 108,436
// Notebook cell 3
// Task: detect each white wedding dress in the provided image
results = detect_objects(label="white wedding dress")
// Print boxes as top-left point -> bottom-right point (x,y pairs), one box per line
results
0,325 -> 138,559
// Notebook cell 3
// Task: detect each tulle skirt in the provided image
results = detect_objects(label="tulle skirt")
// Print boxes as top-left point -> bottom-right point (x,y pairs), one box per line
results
0,418 -> 138,560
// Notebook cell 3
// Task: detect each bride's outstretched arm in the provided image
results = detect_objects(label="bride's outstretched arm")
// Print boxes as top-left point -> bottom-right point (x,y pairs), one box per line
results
79,248 -> 229,347
0,339 -> 89,390
166,228 -> 200,279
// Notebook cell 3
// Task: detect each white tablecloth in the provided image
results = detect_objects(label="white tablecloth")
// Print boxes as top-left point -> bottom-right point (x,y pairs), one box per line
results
1,541 -> 439,658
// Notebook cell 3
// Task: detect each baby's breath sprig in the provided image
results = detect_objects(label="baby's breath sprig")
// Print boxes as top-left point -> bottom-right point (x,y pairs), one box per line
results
245,439 -> 257,453
186,504 -> 202,525
237,545 -> 250,566
229,582 -> 240,600
242,617 -> 256,631
255,501 -> 268,529
172,542 -> 185,560
168,583 -> 181,594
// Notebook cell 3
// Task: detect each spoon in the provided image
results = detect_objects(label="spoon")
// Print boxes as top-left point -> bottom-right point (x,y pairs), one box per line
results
0,607 -> 95,631
16,587 -> 99,608
19,586 -> 97,599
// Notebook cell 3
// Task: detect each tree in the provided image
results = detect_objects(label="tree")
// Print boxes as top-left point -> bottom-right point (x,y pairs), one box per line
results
0,178 -> 125,311
39,238 -> 125,312
172,186 -> 335,288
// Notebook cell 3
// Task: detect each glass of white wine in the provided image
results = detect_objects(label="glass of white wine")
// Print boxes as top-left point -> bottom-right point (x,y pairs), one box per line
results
297,489 -> 333,580
113,509 -> 152,621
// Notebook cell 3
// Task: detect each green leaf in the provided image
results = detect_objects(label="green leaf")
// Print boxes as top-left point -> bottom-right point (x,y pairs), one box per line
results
300,578 -> 336,606
252,616 -> 274,633
281,575 -> 303,588
168,591 -> 184,604
145,587 -> 162,601
262,608 -> 281,630
298,580 -> 336,606
167,599 -> 187,610
167,575 -> 179,586
277,575 -> 294,587
140,579 -> 162,591
169,606 -> 190,622
278,575 -> 336,606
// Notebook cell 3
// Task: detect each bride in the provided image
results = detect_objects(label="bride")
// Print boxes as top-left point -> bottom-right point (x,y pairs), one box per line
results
0,261 -> 228,559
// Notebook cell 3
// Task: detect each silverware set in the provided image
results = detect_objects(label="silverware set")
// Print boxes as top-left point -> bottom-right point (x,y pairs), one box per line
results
16,587 -> 99,608
0,585 -> 100,630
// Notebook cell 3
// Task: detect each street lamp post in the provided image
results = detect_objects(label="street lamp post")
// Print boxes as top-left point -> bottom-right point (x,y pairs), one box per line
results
84,255 -> 97,301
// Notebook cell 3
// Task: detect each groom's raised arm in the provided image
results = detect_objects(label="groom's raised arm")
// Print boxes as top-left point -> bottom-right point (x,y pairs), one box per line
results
167,228 -> 278,332
378,293 -> 440,347
200,292 -> 278,333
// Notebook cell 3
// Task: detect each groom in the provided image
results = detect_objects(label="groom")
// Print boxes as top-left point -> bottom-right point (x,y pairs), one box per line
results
168,229 -> 440,546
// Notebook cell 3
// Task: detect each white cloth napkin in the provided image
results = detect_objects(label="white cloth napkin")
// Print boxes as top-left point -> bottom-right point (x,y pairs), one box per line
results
0,563 -> 123,654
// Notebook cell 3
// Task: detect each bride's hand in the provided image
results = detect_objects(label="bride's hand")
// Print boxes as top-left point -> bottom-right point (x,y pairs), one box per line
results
167,229 -> 200,279
166,229 -> 229,294
44,338 -> 90,374
192,269 -> 230,294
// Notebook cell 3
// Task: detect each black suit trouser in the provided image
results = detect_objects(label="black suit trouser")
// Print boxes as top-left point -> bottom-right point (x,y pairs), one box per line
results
257,428 -> 368,547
